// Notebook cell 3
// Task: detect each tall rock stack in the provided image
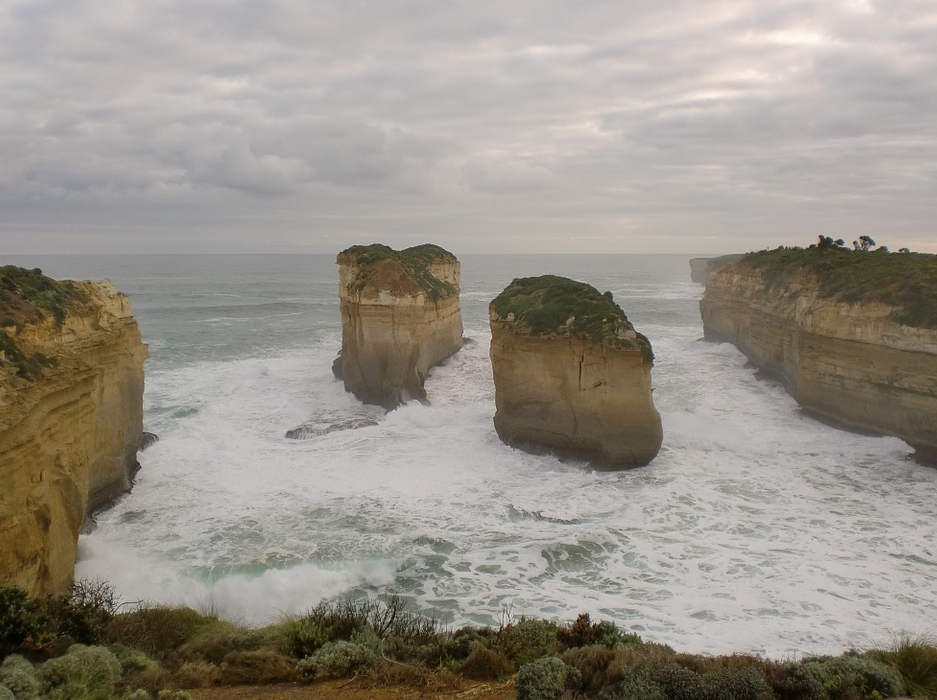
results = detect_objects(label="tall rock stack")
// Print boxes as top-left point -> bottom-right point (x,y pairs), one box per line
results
0,267 -> 147,596
335,244 -> 463,409
489,275 -> 662,468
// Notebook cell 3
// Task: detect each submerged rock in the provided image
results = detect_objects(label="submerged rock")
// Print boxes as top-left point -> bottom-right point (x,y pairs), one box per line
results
335,244 -> 463,409
488,275 -> 662,468
285,413 -> 382,439
0,266 -> 147,596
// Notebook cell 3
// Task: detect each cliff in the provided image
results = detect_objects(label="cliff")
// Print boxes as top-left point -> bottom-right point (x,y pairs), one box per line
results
689,254 -> 744,285
489,275 -> 662,468
336,244 -> 463,409
0,266 -> 147,597
700,249 -> 937,460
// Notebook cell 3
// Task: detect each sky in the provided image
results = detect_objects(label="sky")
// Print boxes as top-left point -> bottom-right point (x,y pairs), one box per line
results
1,0 -> 935,255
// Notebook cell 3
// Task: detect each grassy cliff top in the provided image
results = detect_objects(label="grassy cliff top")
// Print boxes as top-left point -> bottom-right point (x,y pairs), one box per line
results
739,248 -> 937,329
490,275 -> 653,360
0,266 -> 87,380
338,243 -> 458,300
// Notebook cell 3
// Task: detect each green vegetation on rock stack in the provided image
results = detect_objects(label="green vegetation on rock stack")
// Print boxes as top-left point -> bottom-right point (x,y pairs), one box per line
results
342,243 -> 457,300
0,266 -> 85,380
490,275 -> 653,361
743,248 -> 937,329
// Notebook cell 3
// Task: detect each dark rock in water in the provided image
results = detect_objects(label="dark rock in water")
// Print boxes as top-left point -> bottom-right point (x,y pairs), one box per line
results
462,336 -> 476,346
331,350 -> 343,379
285,414 -> 381,440
140,431 -> 159,450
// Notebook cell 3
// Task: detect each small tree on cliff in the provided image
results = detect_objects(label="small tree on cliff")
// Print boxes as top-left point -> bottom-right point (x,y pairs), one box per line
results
853,235 -> 877,251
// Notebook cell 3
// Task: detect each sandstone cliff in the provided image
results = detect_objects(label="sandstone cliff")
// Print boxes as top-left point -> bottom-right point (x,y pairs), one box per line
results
336,244 -> 463,409
0,267 -> 147,596
689,254 -> 744,285
489,275 -> 662,468
700,251 -> 937,460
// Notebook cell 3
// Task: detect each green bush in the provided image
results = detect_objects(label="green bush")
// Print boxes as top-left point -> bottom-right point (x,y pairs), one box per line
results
109,643 -> 159,677
515,656 -> 581,700
654,663 -> 706,700
120,690 -> 152,700
218,650 -> 297,685
281,617 -> 330,658
295,641 -> 376,681
457,643 -> 513,680
870,634 -> 937,699
800,654 -> 905,700
105,607 -> 220,658
597,666 -> 666,700
561,644 -> 617,693
766,661 -> 826,700
0,683 -> 16,700
39,644 -> 122,700
557,613 -> 641,652
495,618 -> 559,666
156,691 -> 194,700
0,654 -> 42,700
0,588 -> 43,660
702,666 -> 775,700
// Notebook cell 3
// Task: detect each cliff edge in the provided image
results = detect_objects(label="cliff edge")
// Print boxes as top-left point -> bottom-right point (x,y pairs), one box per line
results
700,248 -> 937,460
489,275 -> 662,468
336,244 -> 463,409
689,254 -> 744,285
0,266 -> 147,596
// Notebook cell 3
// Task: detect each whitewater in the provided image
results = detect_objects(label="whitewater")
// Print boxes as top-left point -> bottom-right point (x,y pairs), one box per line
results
12,253 -> 937,658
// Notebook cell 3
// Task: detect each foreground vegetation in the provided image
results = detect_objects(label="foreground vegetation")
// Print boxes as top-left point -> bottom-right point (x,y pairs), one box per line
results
2,582 -> 936,700
740,242 -> 937,329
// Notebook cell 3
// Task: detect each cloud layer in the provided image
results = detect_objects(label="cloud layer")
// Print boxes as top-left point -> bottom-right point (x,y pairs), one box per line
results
1,0 -> 935,253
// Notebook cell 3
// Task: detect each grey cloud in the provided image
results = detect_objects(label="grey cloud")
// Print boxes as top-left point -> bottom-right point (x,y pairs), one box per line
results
0,0 -> 935,253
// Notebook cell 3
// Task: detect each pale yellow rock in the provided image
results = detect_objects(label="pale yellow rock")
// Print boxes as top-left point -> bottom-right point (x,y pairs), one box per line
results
336,244 -> 463,409
488,276 -> 662,468
0,279 -> 147,596
701,261 -> 937,459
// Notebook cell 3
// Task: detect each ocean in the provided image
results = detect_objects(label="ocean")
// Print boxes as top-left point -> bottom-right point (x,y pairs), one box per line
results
8,253 -> 937,658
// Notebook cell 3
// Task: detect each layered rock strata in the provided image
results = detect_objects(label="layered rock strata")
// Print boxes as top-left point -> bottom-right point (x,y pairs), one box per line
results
1,268 -> 147,596
336,244 -> 463,409
701,254 -> 937,460
489,275 -> 662,468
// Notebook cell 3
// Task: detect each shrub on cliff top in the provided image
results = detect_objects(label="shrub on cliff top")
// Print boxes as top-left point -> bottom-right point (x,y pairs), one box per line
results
741,247 -> 937,329
490,275 -> 653,362
339,243 -> 458,300
0,266 -> 85,328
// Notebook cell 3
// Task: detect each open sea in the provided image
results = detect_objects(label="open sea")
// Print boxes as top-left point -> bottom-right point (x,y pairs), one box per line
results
8,253 -> 937,658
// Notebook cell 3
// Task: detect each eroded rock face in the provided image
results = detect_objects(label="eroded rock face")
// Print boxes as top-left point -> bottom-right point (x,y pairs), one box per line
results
701,259 -> 937,460
336,244 -> 463,409
0,272 -> 147,596
489,275 -> 662,468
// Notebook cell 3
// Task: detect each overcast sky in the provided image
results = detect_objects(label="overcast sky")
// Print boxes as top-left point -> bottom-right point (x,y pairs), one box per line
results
1,0 -> 935,255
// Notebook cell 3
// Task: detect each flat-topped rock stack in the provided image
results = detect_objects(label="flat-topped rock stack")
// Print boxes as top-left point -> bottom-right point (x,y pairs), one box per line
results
488,275 -> 662,468
335,244 -> 463,409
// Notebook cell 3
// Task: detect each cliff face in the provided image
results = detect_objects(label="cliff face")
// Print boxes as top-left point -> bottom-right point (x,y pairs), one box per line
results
336,244 -> 463,409
701,261 -> 937,459
489,276 -> 662,468
0,276 -> 147,596
689,254 -> 744,285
